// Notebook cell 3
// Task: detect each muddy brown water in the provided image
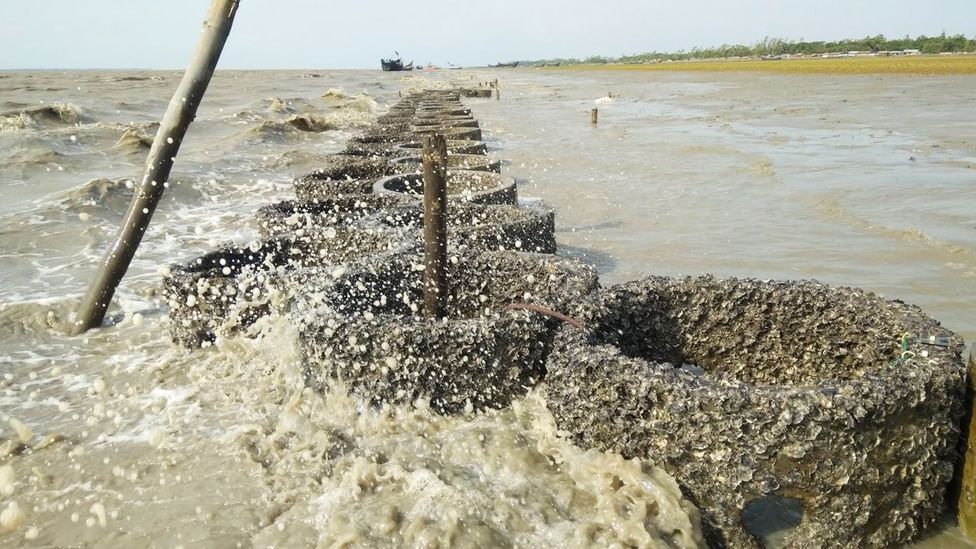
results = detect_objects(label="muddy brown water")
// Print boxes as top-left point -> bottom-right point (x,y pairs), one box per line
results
0,68 -> 973,547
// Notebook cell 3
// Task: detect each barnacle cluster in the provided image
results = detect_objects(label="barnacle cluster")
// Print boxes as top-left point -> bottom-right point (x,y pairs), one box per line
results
163,90 -> 968,547
381,202 -> 556,254
390,152 -> 502,174
544,275 -> 966,547
162,240 -> 296,347
295,249 -> 597,413
373,171 -> 518,206
164,90 -> 561,356
293,156 -> 400,201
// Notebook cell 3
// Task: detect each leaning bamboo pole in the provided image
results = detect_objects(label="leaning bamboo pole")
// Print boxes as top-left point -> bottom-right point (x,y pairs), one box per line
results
72,0 -> 241,334
958,346 -> 976,540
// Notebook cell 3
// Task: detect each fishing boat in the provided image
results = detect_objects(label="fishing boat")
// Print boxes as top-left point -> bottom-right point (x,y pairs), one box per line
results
380,52 -> 414,71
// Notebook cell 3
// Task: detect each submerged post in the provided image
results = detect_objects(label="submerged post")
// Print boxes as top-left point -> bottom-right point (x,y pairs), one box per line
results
591,107 -> 598,125
72,0 -> 240,334
422,134 -> 449,318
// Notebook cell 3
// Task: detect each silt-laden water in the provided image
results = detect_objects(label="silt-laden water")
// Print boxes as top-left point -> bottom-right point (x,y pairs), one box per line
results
0,68 -> 973,547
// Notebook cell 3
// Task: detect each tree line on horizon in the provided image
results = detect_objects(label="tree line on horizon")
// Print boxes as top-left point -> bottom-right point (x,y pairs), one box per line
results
522,33 -> 976,65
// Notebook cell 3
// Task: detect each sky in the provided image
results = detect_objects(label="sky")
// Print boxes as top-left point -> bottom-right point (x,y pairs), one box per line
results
0,0 -> 973,69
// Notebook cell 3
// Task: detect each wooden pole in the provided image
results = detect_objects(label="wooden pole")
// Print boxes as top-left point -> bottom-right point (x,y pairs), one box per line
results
958,345 -> 976,540
421,134 -> 449,318
495,87 -> 500,100
72,0 -> 240,335
591,107 -> 598,125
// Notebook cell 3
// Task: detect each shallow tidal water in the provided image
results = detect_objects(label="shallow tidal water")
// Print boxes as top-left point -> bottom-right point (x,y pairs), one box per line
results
0,68 -> 974,547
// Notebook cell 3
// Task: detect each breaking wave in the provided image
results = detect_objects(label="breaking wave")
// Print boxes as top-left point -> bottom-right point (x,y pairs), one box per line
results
0,103 -> 88,132
113,128 -> 154,155
229,97 -> 315,124
185,318 -> 704,548
260,150 -> 341,170
339,94 -> 378,114
399,76 -> 456,95
321,88 -> 347,99
287,104 -> 375,132
285,113 -> 340,132
0,298 -> 76,341
268,96 -> 298,114
243,106 -> 375,141
320,89 -> 377,114
49,176 -> 204,218
60,177 -> 135,213
229,92 -> 378,141
243,120 -> 301,142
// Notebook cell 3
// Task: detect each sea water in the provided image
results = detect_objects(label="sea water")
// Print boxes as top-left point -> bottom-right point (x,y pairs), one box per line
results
0,68 -> 973,547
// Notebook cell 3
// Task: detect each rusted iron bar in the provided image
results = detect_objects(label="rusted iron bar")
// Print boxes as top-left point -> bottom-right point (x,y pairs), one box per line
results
504,303 -> 585,329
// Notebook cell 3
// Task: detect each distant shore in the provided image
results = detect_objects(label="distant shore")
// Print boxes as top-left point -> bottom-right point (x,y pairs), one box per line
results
546,54 -> 976,75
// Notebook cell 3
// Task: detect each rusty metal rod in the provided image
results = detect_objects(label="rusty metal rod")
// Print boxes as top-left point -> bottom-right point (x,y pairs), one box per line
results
504,303 -> 585,329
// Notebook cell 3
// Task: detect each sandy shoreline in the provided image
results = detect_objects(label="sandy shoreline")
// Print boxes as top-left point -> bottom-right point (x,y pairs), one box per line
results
544,54 -> 976,75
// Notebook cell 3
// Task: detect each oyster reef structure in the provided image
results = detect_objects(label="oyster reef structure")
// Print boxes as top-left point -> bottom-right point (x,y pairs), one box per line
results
163,88 -> 969,547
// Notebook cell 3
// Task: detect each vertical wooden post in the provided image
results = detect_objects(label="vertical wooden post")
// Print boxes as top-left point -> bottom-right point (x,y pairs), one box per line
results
958,345 -> 976,540
421,134 -> 449,318
495,87 -> 500,100
71,0 -> 240,335
591,107 -> 599,125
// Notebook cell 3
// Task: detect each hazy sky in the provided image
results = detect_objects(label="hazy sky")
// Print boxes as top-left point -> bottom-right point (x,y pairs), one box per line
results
1,0 -> 973,69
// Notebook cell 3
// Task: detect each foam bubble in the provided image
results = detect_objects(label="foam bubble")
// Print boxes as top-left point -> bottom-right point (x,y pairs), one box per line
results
0,464 -> 14,496
8,418 -> 32,443
0,501 -> 24,532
